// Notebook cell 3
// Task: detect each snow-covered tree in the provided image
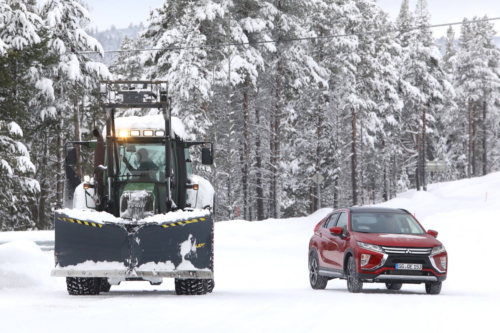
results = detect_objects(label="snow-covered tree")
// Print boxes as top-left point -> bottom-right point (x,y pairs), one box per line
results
30,0 -> 110,223
396,0 -> 451,191
110,34 -> 145,80
455,16 -> 500,178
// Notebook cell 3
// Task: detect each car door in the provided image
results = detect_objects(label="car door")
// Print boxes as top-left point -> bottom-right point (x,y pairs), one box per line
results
318,212 -> 339,268
325,211 -> 349,270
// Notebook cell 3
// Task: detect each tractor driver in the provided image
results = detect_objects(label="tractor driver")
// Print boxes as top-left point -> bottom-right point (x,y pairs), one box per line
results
123,148 -> 159,173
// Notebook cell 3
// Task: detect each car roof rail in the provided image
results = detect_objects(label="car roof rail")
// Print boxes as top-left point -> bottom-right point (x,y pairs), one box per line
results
398,208 -> 411,214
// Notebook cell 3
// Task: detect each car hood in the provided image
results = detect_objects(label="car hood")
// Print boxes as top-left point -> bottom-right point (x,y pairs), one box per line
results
353,232 -> 441,248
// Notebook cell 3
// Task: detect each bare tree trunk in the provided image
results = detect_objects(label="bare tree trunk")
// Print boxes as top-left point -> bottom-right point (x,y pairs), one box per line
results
416,133 -> 421,191
467,100 -> 472,178
227,56 -> 234,219
422,106 -> 427,191
271,58 -> 283,218
37,133 -> 48,229
483,100 -> 487,175
255,105 -> 264,220
472,101 -> 477,176
73,94 -> 82,179
351,107 -> 357,205
56,107 -> 63,206
242,78 -> 250,220
315,110 -> 322,211
360,123 -> 364,205
382,140 -> 387,201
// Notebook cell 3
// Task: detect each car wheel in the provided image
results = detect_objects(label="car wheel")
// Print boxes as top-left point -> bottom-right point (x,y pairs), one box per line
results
425,281 -> 442,295
385,282 -> 403,290
309,251 -> 328,289
346,256 -> 363,293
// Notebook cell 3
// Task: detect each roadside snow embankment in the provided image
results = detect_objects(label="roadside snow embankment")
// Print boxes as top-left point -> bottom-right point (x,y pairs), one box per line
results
0,240 -> 55,289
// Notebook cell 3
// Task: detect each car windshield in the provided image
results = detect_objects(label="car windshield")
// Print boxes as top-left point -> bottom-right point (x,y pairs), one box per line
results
351,212 -> 425,234
117,143 -> 166,182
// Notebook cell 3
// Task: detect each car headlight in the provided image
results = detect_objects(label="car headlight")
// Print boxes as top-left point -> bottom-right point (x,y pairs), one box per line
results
431,245 -> 446,256
357,242 -> 385,253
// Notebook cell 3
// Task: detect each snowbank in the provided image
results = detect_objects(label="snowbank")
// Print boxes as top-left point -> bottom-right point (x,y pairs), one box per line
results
0,240 -> 55,289
0,230 -> 54,243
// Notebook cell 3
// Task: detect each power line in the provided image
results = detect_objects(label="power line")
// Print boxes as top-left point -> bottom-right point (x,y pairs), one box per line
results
82,16 -> 500,55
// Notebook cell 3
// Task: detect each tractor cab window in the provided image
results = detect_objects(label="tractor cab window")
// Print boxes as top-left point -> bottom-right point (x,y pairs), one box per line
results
185,148 -> 193,175
118,143 -> 167,182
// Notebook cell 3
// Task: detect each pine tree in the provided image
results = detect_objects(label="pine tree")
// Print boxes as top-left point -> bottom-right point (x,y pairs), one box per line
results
33,0 -> 110,223
0,0 -> 60,229
396,0 -> 451,190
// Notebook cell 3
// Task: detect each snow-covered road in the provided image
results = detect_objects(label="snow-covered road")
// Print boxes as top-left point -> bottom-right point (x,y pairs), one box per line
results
1,173 -> 500,332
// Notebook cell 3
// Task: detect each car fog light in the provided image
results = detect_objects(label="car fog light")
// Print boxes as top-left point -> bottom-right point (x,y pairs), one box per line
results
440,256 -> 447,269
361,254 -> 371,267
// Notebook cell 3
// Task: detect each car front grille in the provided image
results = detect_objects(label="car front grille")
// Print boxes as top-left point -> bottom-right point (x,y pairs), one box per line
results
381,246 -> 431,255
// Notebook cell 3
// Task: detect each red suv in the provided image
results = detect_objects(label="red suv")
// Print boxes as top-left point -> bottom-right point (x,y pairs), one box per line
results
308,207 -> 447,294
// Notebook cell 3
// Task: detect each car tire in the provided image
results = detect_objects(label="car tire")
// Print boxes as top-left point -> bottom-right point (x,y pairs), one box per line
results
66,277 -> 101,295
309,251 -> 328,289
385,282 -> 403,291
175,278 -> 207,295
425,281 -> 442,295
346,257 -> 363,293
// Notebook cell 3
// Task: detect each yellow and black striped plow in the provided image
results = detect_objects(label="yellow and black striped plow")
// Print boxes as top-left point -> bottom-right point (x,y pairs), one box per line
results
57,217 -> 103,228
161,217 -> 207,228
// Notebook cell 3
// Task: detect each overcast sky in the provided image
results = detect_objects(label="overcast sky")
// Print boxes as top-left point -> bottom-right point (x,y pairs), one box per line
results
80,0 -> 499,37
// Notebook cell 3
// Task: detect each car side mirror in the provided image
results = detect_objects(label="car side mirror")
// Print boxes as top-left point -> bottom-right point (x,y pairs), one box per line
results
201,147 -> 213,165
427,230 -> 438,238
66,147 -> 77,166
330,227 -> 343,235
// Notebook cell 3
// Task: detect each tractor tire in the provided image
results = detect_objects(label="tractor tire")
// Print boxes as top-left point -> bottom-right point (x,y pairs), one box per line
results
175,279 -> 207,295
66,277 -> 102,295
100,278 -> 112,292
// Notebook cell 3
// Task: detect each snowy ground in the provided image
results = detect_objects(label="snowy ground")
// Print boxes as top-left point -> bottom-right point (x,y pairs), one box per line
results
1,173 -> 500,332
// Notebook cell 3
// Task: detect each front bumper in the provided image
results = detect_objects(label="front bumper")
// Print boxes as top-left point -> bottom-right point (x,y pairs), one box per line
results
51,268 -> 213,279
358,253 -> 447,283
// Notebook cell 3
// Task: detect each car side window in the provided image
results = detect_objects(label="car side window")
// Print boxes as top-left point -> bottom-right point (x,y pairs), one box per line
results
322,214 -> 332,228
336,212 -> 348,230
325,213 -> 339,228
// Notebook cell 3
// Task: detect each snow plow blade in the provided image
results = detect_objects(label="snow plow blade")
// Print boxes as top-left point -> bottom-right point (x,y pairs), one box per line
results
52,210 -> 213,278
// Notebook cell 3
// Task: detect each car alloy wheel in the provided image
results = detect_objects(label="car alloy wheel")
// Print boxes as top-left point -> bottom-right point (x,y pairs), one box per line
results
309,251 -> 327,289
347,256 -> 363,293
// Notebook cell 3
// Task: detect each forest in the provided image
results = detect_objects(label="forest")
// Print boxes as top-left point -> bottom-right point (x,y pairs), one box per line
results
0,0 -> 499,229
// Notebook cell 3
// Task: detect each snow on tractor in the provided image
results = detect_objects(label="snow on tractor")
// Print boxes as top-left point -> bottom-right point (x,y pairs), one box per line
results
51,81 -> 215,295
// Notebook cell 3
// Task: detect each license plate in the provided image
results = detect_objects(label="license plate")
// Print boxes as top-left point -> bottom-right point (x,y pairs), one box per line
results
396,263 -> 422,270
